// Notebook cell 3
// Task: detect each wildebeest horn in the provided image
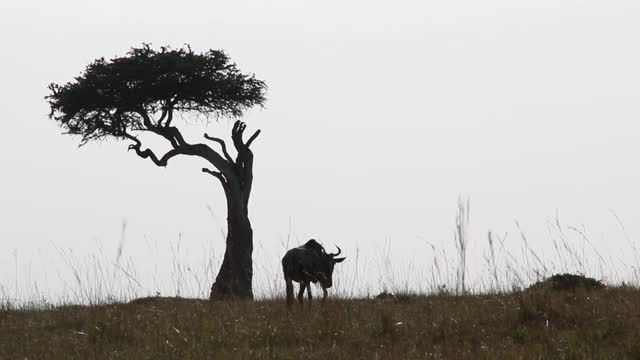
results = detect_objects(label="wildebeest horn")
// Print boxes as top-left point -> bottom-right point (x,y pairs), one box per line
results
328,245 -> 342,257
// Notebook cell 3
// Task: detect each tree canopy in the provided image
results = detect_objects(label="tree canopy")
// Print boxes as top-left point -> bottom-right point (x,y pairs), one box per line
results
47,44 -> 267,145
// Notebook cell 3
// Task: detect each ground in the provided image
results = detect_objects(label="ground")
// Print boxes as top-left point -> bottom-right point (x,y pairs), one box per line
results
1,287 -> 639,359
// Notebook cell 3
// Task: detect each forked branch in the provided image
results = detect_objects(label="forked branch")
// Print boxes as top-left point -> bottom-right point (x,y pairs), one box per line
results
231,120 -> 261,157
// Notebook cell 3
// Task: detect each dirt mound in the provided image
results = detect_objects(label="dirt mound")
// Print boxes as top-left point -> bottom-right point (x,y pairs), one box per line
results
375,291 -> 395,300
527,273 -> 605,291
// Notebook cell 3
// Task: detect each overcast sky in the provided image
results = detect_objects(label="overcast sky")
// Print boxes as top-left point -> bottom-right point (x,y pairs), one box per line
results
2,0 -> 640,301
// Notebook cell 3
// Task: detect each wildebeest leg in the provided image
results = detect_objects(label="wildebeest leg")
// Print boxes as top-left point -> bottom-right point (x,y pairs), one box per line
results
322,286 -> 328,302
297,282 -> 306,305
307,283 -> 313,302
285,277 -> 294,307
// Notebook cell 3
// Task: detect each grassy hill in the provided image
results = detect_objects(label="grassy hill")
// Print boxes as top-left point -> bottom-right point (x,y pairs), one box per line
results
2,287 -> 639,359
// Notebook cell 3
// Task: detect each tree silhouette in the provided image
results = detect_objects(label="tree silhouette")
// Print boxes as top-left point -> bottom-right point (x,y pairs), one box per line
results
47,44 -> 267,299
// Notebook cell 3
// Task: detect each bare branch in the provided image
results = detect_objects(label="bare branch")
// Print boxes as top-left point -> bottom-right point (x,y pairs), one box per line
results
163,126 -> 188,147
136,110 -> 154,128
245,129 -> 261,148
204,133 -> 234,163
202,168 -> 230,198
156,108 -> 168,127
130,146 -> 183,167
124,132 -> 183,167
123,132 -> 141,146
133,108 -> 184,149
138,125 -> 187,150
202,167 -> 224,180
164,107 -> 174,127
231,120 -> 246,152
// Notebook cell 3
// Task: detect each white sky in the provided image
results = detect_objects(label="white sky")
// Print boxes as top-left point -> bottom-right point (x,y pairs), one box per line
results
2,0 -> 640,301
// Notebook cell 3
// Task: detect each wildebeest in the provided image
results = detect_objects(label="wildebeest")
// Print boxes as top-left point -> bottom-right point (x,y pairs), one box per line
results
282,239 -> 346,306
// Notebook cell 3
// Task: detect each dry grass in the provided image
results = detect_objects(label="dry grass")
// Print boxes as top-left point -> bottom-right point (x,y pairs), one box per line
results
3,204 -> 639,358
2,286 -> 640,359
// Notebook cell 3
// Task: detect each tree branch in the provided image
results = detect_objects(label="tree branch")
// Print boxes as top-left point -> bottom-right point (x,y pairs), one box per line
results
136,109 -> 155,128
204,133 -> 234,164
163,126 -> 188,147
124,132 -> 183,167
164,107 -> 174,127
226,120 -> 259,202
133,108 -> 180,149
245,129 -> 261,148
202,167 -> 231,198
231,120 -> 246,153
130,145 -> 183,167
231,120 -> 261,154
156,108 -> 168,127
202,167 -> 224,181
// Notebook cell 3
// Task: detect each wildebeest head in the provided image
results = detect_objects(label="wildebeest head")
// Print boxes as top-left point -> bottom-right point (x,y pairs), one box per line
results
303,240 -> 346,289
316,245 -> 346,289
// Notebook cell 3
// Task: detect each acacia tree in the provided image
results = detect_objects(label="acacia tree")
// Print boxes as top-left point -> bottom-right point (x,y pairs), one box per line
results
46,45 -> 267,299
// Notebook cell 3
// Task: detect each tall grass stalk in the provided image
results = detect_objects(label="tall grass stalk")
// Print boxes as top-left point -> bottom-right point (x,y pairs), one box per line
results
454,197 -> 470,294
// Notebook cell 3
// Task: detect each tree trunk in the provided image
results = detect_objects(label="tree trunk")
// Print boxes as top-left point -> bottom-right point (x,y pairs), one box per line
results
209,187 -> 254,300
206,120 -> 258,300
